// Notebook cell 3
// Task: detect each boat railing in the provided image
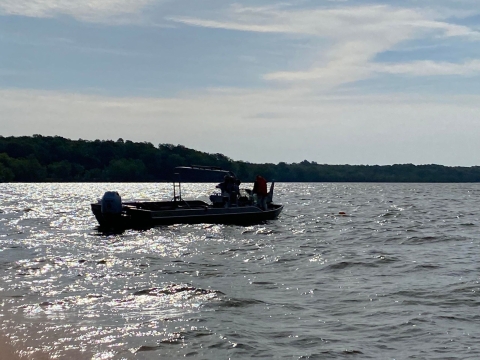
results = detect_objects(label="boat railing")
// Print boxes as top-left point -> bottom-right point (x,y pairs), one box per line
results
172,173 -> 193,209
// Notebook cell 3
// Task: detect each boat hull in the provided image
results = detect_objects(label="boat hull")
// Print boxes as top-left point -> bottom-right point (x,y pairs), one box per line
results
91,201 -> 283,229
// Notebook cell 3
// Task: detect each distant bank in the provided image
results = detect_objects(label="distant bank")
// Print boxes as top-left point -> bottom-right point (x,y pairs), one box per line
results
1,135 -> 480,183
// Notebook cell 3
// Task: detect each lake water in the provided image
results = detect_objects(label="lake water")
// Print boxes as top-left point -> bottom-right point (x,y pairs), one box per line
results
0,182 -> 479,359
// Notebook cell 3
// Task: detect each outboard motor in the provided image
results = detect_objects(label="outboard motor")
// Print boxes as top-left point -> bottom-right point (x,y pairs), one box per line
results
101,191 -> 122,224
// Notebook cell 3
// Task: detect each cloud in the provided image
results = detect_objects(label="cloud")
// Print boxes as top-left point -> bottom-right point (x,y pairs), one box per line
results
2,88 -> 480,165
374,60 -> 480,76
265,59 -> 480,84
172,4 -> 480,88
171,5 -> 480,40
0,0 -> 156,23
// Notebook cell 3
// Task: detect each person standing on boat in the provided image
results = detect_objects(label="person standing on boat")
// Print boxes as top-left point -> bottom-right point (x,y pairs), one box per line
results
215,176 -> 227,205
225,175 -> 236,206
217,175 -> 236,207
232,178 -> 241,206
252,175 -> 268,210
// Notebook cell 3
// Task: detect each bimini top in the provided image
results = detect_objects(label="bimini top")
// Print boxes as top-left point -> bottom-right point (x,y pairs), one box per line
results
174,166 -> 236,183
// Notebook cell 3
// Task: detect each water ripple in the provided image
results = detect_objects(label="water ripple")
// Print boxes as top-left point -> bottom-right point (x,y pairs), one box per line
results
0,182 -> 479,358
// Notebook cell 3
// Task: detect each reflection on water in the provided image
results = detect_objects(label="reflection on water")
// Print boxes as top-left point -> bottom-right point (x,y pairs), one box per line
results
1,182 -> 480,359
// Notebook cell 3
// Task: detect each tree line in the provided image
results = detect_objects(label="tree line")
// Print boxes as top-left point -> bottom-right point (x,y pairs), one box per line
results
1,135 -> 480,182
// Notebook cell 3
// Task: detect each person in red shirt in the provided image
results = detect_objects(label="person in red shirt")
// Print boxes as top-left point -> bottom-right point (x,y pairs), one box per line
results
252,175 -> 268,210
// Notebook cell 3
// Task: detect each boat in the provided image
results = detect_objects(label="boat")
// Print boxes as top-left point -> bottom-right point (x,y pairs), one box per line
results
91,166 -> 283,229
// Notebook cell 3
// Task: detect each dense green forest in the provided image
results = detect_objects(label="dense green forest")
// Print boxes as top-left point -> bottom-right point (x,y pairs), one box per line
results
1,135 -> 480,182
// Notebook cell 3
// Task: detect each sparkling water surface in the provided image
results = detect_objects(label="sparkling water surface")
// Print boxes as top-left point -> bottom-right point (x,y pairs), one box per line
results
0,183 -> 479,359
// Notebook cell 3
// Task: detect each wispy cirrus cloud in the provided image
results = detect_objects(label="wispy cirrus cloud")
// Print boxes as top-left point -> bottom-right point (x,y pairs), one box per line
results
171,5 -> 480,40
171,4 -> 480,88
264,58 -> 480,83
0,0 -> 156,23
374,60 -> 480,76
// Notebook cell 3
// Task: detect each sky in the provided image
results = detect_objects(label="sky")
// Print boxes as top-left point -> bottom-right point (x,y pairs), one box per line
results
1,0 -> 480,165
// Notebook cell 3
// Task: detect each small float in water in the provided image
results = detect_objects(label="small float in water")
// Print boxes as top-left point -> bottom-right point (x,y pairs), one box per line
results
91,166 -> 283,229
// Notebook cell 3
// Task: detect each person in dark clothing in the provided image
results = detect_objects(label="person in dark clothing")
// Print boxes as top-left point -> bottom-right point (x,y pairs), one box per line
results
216,179 -> 226,193
231,178 -> 241,205
216,175 -> 237,206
